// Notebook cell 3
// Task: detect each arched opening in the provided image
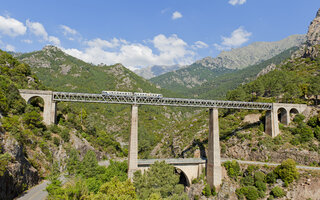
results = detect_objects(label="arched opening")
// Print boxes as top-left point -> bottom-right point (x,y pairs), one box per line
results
27,96 -> 45,112
290,108 -> 299,121
175,168 -> 190,187
277,107 -> 288,124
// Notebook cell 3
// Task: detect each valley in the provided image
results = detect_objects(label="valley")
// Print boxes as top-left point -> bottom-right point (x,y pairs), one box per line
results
0,5 -> 320,200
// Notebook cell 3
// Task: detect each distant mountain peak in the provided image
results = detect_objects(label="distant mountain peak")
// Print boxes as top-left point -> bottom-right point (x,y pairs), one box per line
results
195,34 -> 306,70
307,8 -> 320,46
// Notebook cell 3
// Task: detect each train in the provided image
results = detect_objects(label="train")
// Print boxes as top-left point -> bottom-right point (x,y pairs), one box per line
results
102,91 -> 163,98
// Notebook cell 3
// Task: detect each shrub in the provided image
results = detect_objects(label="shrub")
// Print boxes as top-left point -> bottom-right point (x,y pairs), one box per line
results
202,184 -> 211,197
271,186 -> 286,198
133,161 -> 185,199
314,126 -> 320,141
254,171 -> 266,182
307,116 -> 319,127
53,137 -> 60,146
223,160 -> 240,179
266,171 -> 278,184
293,114 -> 305,123
255,181 -> 267,192
237,186 -> 260,200
274,159 -> 299,184
0,153 -> 11,176
241,175 -> 254,186
60,129 -> 70,142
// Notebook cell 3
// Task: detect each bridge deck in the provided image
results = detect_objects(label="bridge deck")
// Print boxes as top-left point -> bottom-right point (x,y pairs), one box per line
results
52,92 -> 272,110
138,158 -> 206,166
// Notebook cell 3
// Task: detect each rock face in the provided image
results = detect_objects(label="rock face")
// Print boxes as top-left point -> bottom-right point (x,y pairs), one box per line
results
0,136 -> 40,200
134,64 -> 181,79
195,34 -> 306,70
307,8 -> 320,46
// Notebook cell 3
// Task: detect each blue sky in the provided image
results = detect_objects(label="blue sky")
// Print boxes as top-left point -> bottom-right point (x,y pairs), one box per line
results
0,0 -> 319,70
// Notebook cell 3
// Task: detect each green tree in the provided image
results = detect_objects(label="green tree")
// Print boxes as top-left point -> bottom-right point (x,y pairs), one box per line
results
133,161 -> 185,199
90,176 -> 136,200
66,149 -> 80,175
236,186 -> 260,200
270,186 -> 286,198
223,160 -> 241,179
0,153 -> 11,176
80,150 -> 99,178
274,159 -> 299,184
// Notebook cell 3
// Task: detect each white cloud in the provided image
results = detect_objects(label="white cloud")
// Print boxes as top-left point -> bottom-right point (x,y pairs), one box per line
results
62,34 -> 195,70
49,36 -> 61,46
0,16 -> 26,37
214,26 -> 251,50
5,44 -> 15,51
21,39 -> 33,44
172,11 -> 183,20
26,19 -> 60,46
228,0 -> 247,6
192,41 -> 208,49
87,38 -> 121,49
60,25 -> 78,35
26,19 -> 48,39
60,25 -> 80,41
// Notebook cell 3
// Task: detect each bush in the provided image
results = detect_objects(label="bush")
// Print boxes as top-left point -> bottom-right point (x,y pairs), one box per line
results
254,171 -> 266,182
237,186 -> 260,200
291,124 -> 314,143
271,186 -> 286,198
53,137 -> 60,146
307,116 -> 319,127
202,184 -> 211,197
274,159 -> 299,184
293,114 -> 305,123
314,126 -> 320,141
241,175 -> 254,186
0,153 -> 11,176
133,161 -> 185,199
60,129 -> 70,142
266,171 -> 278,184
223,160 -> 240,179
255,181 -> 266,192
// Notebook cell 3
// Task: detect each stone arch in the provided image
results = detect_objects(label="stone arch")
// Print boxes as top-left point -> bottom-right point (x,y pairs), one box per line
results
277,107 -> 289,125
26,96 -> 45,112
289,108 -> 299,120
174,167 -> 191,187
19,90 -> 56,125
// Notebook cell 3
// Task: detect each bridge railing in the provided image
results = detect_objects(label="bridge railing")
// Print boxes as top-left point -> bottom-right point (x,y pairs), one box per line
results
53,92 -> 272,110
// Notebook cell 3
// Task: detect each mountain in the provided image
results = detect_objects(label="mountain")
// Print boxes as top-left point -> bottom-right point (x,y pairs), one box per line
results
189,46 -> 298,99
134,64 -> 181,79
196,34 -> 306,70
150,35 -> 305,98
16,46 -> 188,160
150,35 -> 306,95
18,46 -> 172,95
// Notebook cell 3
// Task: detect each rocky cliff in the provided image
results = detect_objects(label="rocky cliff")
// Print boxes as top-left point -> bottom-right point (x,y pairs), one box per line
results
0,135 -> 39,200
307,8 -> 320,46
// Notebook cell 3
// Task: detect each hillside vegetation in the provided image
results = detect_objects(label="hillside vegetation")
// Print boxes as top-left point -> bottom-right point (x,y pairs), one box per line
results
150,35 -> 305,96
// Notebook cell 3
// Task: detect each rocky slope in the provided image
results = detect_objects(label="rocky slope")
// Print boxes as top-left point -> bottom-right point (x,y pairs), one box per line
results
134,64 -> 181,79
150,35 -> 305,95
307,8 -> 320,46
197,34 -> 305,70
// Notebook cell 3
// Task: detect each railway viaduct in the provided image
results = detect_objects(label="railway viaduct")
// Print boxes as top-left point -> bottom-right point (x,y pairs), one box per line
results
19,89 -> 308,188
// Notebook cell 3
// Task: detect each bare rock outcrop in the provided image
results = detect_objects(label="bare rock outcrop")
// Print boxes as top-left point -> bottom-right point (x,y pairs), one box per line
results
0,136 -> 40,200
307,8 -> 320,46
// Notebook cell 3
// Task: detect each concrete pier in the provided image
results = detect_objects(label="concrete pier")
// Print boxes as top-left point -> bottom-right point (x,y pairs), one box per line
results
128,104 -> 138,180
207,108 -> 222,188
